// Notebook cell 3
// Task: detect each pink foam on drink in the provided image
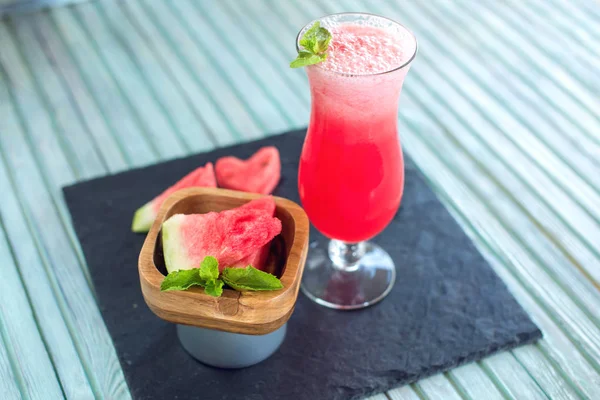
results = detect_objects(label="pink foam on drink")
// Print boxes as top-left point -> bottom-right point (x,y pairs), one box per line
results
319,24 -> 416,75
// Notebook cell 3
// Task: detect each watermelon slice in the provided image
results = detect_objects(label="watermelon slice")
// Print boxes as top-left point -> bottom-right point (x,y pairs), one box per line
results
229,197 -> 277,269
215,146 -> 281,194
132,163 -> 217,233
162,197 -> 281,273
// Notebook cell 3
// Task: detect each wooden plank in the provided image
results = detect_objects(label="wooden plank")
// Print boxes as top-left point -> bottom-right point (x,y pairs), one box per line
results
405,60 -> 600,290
0,21 -> 92,282
573,0 -> 600,22
124,0 -> 261,142
0,20 -> 107,180
70,2 -> 187,160
189,0 -> 310,122
229,0 -> 309,83
0,41 -> 130,400
116,0 -> 250,146
0,147 -> 95,399
0,24 -> 83,183
7,16 -> 127,175
0,338 -> 22,400
481,353 -> 548,399
217,0 -> 310,105
487,1 -> 600,92
513,346 -> 580,399
406,0 -> 600,173
0,45 -> 98,395
365,394 -> 389,400
423,3 -> 600,156
44,7 -> 158,167
395,122 -> 600,397
173,0 -> 301,129
397,91 -> 600,359
413,374 -> 464,400
408,62 -> 598,304
447,364 -> 505,400
5,17 -> 110,175
92,0 -> 215,153
387,386 -> 423,400
462,2 -> 600,121
466,224 -> 600,399
537,0 -> 600,42
430,1 -> 600,144
0,217 -> 64,399
0,26 -> 105,394
235,0 -> 310,90
379,0 -> 600,304
545,3 -> 600,48
94,1 -> 212,152
399,28 -> 600,287
158,0 -> 290,133
400,0 -> 600,217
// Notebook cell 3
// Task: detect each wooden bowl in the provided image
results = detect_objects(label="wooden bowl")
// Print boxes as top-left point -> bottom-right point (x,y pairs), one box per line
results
138,188 -> 309,335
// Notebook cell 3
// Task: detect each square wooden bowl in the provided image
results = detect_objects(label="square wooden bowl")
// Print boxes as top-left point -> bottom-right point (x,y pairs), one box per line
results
138,188 -> 309,335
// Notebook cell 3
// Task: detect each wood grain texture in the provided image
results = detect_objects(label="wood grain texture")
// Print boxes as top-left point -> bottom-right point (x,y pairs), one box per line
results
412,374 -> 463,400
387,386 -> 422,400
139,188 -> 309,335
0,218 -> 64,399
446,363 -> 505,400
0,127 -> 95,399
1,0 -> 599,398
0,339 -> 22,400
481,353 -> 549,399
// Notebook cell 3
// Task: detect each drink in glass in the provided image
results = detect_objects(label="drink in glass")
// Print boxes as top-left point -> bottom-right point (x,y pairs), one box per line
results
296,13 -> 417,309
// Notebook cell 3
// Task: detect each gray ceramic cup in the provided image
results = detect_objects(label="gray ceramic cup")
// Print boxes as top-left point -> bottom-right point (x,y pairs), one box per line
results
177,323 -> 287,369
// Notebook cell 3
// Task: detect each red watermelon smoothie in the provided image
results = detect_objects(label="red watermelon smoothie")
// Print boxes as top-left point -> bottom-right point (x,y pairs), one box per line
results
296,13 -> 417,310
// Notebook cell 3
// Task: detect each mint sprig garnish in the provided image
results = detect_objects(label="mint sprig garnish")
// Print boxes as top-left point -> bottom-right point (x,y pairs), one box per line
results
199,256 -> 219,282
290,21 -> 332,68
160,269 -> 206,292
222,266 -> 284,291
205,278 -> 224,297
160,256 -> 283,296
160,256 -> 222,296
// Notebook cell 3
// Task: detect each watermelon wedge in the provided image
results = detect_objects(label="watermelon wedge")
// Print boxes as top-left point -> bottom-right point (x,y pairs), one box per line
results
132,163 -> 217,233
229,197 -> 277,269
215,146 -> 281,194
162,197 -> 281,273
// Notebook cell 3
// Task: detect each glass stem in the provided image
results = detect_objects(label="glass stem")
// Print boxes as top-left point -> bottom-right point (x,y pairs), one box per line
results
328,240 -> 366,271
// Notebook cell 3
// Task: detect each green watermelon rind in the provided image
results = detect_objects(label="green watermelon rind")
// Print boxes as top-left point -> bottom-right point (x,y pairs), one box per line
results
131,202 -> 156,233
162,214 -> 195,273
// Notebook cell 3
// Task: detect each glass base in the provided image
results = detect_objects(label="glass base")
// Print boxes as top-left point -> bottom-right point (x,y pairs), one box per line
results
301,240 -> 396,310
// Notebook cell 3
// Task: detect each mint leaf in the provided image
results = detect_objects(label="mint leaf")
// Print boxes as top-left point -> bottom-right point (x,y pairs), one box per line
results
299,21 -> 320,52
204,279 -> 224,297
313,26 -> 332,54
299,21 -> 331,54
160,269 -> 205,292
291,21 -> 332,68
199,256 -> 219,282
222,266 -> 283,291
290,51 -> 327,68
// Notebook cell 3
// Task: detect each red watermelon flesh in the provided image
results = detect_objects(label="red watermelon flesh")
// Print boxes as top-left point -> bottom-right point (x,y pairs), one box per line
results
132,163 -> 217,233
215,146 -> 281,194
229,197 -> 277,269
162,197 -> 281,273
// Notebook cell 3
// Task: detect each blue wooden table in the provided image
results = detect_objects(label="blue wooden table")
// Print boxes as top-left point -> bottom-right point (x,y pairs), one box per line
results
1,0 -> 599,398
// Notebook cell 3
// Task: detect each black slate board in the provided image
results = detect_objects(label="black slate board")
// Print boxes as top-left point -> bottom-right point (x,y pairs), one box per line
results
63,129 -> 541,400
